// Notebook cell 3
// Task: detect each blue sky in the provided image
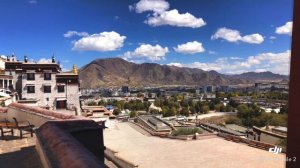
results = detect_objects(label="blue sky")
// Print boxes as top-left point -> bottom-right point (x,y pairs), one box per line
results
0,0 -> 293,74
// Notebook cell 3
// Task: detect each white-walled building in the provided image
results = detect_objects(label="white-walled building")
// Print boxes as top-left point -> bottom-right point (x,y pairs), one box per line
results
4,54 -> 81,110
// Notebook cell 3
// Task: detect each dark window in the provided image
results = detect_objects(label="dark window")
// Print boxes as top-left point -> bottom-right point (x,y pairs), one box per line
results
27,73 -> 35,80
58,85 -> 65,93
44,85 -> 51,93
44,73 -> 51,80
27,86 -> 35,93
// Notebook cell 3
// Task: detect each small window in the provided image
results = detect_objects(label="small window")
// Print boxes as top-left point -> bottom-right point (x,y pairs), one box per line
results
58,85 -> 65,93
27,86 -> 35,93
44,85 -> 51,93
44,73 -> 51,80
27,73 -> 35,80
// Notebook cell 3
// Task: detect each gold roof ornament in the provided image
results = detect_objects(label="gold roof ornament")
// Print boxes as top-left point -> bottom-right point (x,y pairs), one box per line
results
73,64 -> 78,74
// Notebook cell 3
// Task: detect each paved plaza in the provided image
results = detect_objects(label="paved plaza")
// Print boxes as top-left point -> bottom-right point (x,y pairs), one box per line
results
104,122 -> 286,168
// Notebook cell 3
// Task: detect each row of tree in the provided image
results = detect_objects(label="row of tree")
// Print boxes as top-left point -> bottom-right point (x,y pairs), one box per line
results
226,104 -> 288,127
216,91 -> 289,101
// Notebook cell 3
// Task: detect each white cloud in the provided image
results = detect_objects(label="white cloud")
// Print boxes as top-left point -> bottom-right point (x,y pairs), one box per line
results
174,41 -> 205,54
130,0 -> 170,14
276,21 -> 293,36
64,31 -> 89,38
130,1 -> 206,28
122,44 -> 168,61
60,64 -> 71,72
36,58 -> 70,71
208,50 -> 217,55
146,9 -> 206,28
72,31 -> 126,52
168,62 -> 183,67
211,27 -> 264,44
167,50 -> 290,75
241,34 -> 264,44
211,28 -> 241,42
269,36 -> 277,40
37,58 -> 52,63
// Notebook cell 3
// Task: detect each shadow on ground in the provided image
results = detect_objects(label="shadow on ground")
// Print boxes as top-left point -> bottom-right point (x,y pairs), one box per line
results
0,146 -> 42,168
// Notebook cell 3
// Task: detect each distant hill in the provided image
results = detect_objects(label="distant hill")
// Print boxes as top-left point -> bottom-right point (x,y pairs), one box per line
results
229,71 -> 289,81
78,58 -> 288,88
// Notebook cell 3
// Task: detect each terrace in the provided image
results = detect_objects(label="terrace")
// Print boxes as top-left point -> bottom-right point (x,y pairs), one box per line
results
104,122 -> 285,168
0,103 -> 111,168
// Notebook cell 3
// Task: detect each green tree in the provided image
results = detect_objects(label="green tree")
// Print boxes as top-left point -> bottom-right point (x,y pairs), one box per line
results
180,107 -> 189,116
137,92 -> 144,98
201,105 -> 209,114
209,102 -> 215,110
149,108 -> 159,114
116,102 -> 122,110
225,105 -> 233,112
176,94 -> 184,101
113,109 -> 121,116
215,104 -> 225,112
229,99 -> 239,108
98,100 -> 105,106
279,105 -> 288,114
180,100 -> 189,108
87,101 -> 97,106
129,111 -> 137,118
216,92 -> 226,98
119,100 -> 125,110
189,106 -> 196,114
225,116 -> 242,125
261,112 -> 273,129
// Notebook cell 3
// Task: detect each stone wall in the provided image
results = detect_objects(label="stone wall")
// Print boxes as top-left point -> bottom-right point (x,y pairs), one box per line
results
3,103 -> 84,127
65,83 -> 80,108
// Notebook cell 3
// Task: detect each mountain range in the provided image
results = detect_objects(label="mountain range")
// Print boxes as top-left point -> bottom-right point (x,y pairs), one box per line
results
78,58 -> 289,88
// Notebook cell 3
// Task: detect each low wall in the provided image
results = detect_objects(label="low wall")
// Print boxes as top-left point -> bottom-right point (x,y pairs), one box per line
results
0,107 -> 8,121
218,132 -> 286,153
136,116 -> 171,133
131,121 -> 169,137
3,103 -> 85,127
36,120 -> 105,168
132,121 -> 218,140
1,103 -> 107,168
105,148 -> 138,168
252,126 -> 286,145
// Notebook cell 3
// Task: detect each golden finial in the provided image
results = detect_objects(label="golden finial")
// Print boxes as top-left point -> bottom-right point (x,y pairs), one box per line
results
73,64 -> 78,74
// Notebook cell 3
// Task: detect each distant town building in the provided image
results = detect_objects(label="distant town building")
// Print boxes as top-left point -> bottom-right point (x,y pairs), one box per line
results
4,54 -> 81,110
204,85 -> 216,93
121,85 -> 129,93
219,85 -> 230,93
255,82 -> 289,92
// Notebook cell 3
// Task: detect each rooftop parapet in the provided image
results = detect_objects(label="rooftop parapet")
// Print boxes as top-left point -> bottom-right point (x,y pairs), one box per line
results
36,120 -> 105,168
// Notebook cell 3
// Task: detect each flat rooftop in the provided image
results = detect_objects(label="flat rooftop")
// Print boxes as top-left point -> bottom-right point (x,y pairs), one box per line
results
104,122 -> 285,168
0,134 -> 42,168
